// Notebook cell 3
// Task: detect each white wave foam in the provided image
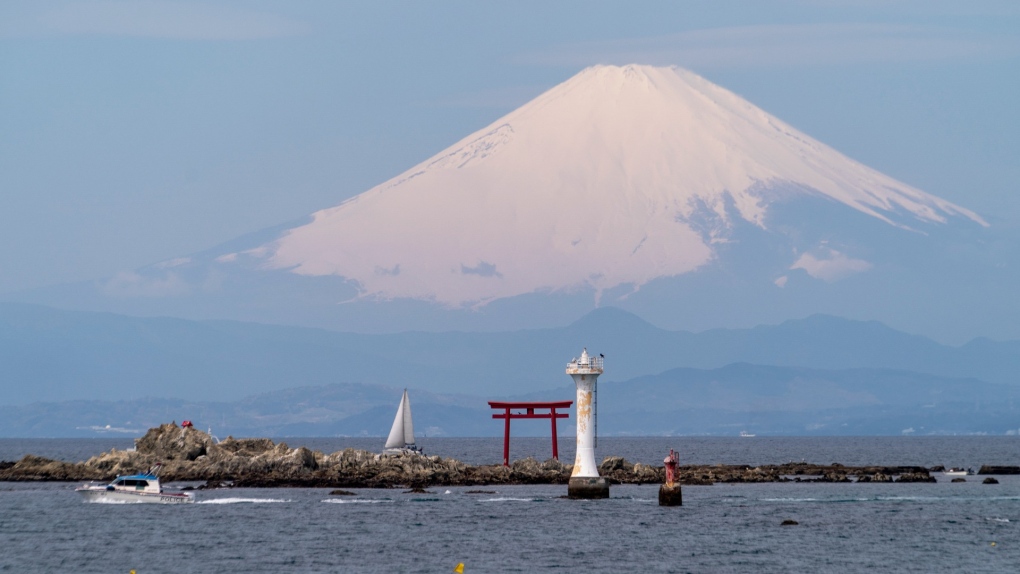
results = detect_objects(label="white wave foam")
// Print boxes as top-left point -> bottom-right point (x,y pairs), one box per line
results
770,495 -> 1020,504
321,498 -> 392,504
481,497 -> 536,503
197,497 -> 290,504
85,498 -> 141,504
761,497 -> 821,502
875,496 -> 1020,502
613,496 -> 656,502
987,517 -> 1011,523
876,496 -> 941,502
761,497 -> 870,503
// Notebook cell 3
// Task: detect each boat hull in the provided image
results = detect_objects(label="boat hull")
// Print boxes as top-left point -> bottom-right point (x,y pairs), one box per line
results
383,445 -> 423,456
942,468 -> 974,477
76,487 -> 194,504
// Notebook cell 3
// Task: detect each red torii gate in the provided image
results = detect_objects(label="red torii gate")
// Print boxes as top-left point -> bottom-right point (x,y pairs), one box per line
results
488,401 -> 572,466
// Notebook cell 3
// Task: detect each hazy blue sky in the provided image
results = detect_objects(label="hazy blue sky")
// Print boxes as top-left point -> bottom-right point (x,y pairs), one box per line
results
2,1 -> 1018,296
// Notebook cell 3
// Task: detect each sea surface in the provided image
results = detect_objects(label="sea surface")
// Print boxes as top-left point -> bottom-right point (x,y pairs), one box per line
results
2,437 -> 1018,573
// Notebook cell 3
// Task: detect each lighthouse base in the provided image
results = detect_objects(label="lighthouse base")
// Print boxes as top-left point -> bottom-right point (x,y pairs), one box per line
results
658,483 -> 683,506
568,476 -> 610,499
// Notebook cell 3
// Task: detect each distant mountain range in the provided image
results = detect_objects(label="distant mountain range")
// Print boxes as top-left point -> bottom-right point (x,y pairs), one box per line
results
2,303 -> 1018,403
2,366 -> 1016,439
1,303 -> 1017,437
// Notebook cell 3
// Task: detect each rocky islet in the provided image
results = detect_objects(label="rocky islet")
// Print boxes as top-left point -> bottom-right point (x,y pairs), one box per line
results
1,425 -> 1016,489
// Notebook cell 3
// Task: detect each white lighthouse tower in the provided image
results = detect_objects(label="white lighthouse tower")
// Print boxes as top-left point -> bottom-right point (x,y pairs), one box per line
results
566,348 -> 609,499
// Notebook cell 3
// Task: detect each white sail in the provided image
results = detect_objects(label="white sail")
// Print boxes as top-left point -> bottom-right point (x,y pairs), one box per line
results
384,389 -> 415,450
401,390 -> 415,446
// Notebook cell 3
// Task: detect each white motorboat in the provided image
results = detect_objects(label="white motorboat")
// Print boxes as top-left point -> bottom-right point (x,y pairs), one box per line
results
383,389 -> 422,455
76,463 -> 194,504
942,467 -> 974,477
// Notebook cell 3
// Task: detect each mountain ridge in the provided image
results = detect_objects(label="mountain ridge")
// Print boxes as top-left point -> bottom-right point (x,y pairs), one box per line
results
2,363 -> 1015,438
2,303 -> 1018,406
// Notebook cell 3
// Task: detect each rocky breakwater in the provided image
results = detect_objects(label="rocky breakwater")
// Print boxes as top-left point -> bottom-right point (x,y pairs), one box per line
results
0,425 -> 949,488
0,424 -> 571,488
595,458 -> 937,485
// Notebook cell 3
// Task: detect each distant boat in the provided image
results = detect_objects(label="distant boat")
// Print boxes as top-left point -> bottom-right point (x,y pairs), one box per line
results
739,431 -> 756,437
383,389 -> 421,455
943,467 -> 974,476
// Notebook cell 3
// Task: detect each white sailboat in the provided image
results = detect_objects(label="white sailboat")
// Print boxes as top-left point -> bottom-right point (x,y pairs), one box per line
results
383,389 -> 421,455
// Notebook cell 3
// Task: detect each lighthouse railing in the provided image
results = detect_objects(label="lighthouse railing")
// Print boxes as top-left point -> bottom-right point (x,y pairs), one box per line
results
567,355 -> 604,371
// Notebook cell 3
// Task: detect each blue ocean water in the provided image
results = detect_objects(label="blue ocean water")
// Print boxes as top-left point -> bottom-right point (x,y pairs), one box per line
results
2,437 -> 1018,572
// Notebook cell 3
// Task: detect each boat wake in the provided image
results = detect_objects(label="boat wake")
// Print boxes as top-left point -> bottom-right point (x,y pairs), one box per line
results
762,495 -> 1020,503
196,497 -> 290,504
480,497 -> 540,503
761,497 -> 868,503
877,495 -> 1020,503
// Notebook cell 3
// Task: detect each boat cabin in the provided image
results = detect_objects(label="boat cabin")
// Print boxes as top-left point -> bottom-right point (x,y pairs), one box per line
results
109,474 -> 161,494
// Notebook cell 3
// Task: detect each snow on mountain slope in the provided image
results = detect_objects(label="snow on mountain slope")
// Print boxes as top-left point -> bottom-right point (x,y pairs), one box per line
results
239,65 -> 985,307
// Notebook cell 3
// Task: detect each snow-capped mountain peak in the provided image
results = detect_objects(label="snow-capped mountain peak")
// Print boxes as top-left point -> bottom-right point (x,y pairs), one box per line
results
236,64 -> 985,307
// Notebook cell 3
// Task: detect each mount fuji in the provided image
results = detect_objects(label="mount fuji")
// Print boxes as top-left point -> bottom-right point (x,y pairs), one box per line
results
253,64 -> 983,308
13,65 -> 1008,339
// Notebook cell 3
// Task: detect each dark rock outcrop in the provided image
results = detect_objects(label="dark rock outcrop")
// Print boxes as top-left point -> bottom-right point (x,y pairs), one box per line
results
856,473 -> 892,483
978,466 -> 1020,475
983,477 -> 1000,484
599,456 -> 632,473
895,472 -> 936,483
134,423 -> 211,461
